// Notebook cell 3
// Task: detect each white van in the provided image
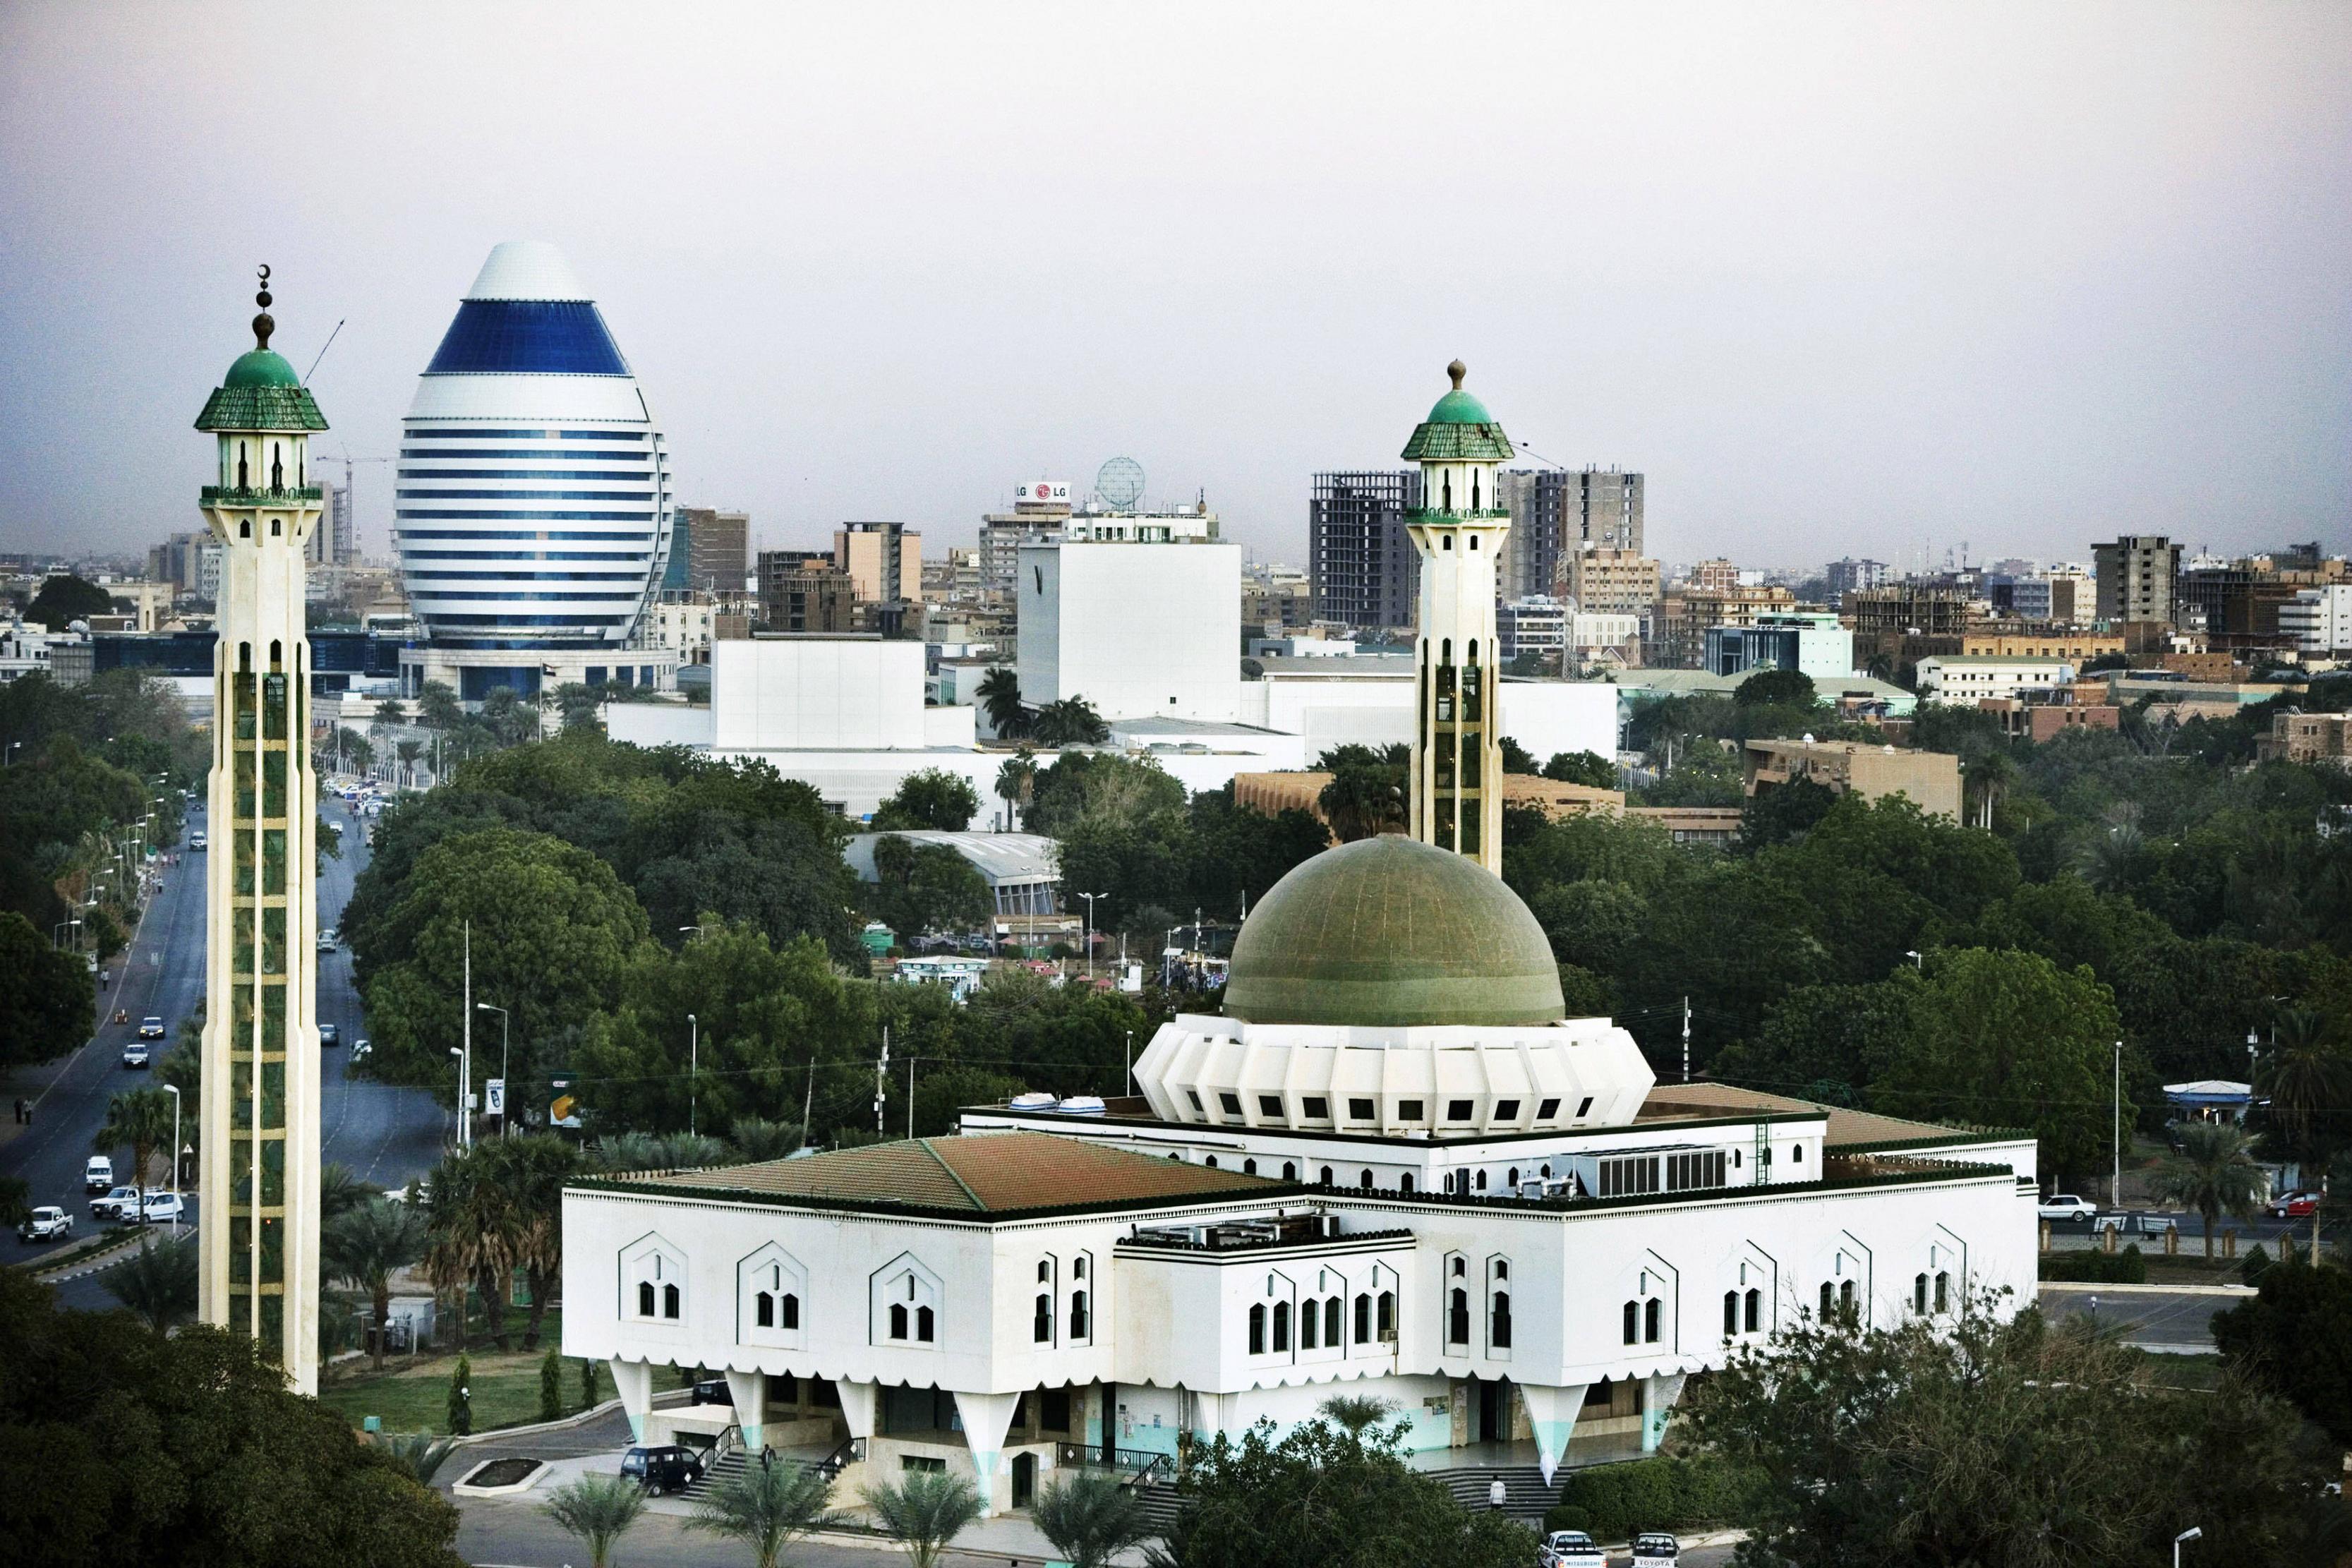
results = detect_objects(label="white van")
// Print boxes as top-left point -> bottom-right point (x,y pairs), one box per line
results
85,1156 -> 114,1193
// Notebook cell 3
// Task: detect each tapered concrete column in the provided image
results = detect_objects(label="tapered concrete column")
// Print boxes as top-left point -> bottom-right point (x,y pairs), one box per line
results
1641,1373 -> 1687,1452
1517,1383 -> 1588,1485
953,1390 -> 1023,1516
725,1369 -> 767,1452
836,1379 -> 878,1442
610,1358 -> 655,1444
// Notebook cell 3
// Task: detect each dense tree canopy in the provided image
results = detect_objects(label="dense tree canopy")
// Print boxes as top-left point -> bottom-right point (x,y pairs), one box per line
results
872,768 -> 982,832
0,910 -> 95,1071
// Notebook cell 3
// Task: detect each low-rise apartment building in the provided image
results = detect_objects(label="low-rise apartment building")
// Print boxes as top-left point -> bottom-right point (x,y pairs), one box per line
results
1742,739 -> 1962,820
1916,656 -> 2075,705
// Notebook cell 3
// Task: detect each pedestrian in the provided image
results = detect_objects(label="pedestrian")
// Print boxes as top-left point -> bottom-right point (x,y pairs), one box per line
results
11,1098 -> 21,1125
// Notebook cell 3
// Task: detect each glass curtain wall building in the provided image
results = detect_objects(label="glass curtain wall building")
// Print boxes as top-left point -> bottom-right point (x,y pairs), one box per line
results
394,242 -> 672,677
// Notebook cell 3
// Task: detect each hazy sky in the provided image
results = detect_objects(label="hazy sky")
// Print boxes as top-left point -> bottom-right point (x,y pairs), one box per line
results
3,1 -> 2347,571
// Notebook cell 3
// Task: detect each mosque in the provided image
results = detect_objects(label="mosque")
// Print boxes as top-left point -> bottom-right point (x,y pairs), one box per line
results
560,371 -> 2037,1516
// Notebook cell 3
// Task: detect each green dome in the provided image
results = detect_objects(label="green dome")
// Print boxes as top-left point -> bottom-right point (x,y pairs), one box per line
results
1424,386 -> 1495,425
223,349 -> 301,389
1224,836 -> 1564,1029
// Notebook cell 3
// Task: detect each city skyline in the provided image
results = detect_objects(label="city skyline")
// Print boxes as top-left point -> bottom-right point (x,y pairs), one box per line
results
3,3 -> 2348,570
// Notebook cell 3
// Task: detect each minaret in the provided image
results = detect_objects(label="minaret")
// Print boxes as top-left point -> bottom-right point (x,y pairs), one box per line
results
1402,361 -> 1516,873
193,267 -> 327,1394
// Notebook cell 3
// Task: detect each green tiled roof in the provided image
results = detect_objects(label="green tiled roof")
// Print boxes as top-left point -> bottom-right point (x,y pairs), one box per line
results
1401,366 -> 1512,462
194,380 -> 329,433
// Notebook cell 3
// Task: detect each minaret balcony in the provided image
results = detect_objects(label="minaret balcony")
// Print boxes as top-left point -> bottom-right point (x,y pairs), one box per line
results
201,485 -> 323,506
1404,507 -> 1513,524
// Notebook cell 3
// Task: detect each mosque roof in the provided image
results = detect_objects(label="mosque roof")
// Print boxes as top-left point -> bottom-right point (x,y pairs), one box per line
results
1401,361 -> 1514,462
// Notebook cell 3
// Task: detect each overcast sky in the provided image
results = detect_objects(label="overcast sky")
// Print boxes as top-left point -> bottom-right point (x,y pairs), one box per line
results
2,1 -> 2346,572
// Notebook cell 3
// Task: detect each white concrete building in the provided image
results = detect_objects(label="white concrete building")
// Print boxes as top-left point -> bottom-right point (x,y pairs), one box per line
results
1915,655 -> 2075,704
2281,585 -> 2352,656
565,837 -> 2035,1516
1016,537 -> 1242,723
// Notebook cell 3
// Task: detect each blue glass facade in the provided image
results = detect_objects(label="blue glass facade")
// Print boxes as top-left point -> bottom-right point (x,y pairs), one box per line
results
423,301 -> 630,375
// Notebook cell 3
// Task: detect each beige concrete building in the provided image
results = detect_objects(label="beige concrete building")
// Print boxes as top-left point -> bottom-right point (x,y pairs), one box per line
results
2255,711 -> 2352,768
758,552 -> 857,634
1556,547 -> 1660,616
834,520 -> 922,605
1742,739 -> 1962,820
1960,630 -> 2123,662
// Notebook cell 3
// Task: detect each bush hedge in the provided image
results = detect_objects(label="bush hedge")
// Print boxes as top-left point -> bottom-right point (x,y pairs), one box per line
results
1543,1455 -> 1759,1543
2039,1244 -> 2147,1284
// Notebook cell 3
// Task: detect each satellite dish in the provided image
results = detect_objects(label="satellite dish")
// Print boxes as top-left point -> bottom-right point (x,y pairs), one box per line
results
1094,457 -> 1145,511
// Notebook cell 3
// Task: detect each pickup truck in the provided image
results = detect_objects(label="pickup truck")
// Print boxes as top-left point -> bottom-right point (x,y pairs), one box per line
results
91,1186 -> 144,1222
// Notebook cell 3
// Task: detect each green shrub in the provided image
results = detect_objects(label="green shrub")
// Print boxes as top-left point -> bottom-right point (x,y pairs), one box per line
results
2039,1245 -> 2147,1284
1543,1456 -> 1760,1543
539,1348 -> 563,1422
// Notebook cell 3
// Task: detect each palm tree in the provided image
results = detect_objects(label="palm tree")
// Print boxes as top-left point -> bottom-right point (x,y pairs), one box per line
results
394,739 -> 423,788
2077,822 -> 2145,894
1318,768 -> 1404,843
2255,1008 -> 2351,1159
319,1160 -> 373,1221
689,1459 -> 840,1568
976,668 -> 1028,739
420,1142 -> 525,1352
1962,750 -> 2015,832
1032,1472 -> 1152,1568
380,1430 -> 457,1485
2152,1121 -> 2268,1260
994,749 -> 1037,831
1316,1393 -> 1397,1435
104,1232 -> 197,1332
862,1469 -> 982,1568
327,1197 -> 428,1370
1032,696 -> 1109,747
476,1135 -> 580,1350
543,1473 -> 648,1568
94,1085 -> 176,1207
729,1118 -> 804,1162
0,1176 -> 30,1228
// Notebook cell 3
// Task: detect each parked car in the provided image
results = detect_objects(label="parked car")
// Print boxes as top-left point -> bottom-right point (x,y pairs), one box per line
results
318,928 -> 339,952
2267,1190 -> 2320,1219
19,1207 -> 71,1243
137,1016 -> 167,1040
690,1378 -> 733,1406
2094,1210 -> 2178,1236
85,1157 -> 114,1193
188,831 -> 207,850
1538,1529 -> 1606,1568
618,1445 -> 704,1495
1632,1533 -> 1682,1567
2037,1194 -> 2099,1224
138,1192 -> 185,1225
318,1023 -> 340,1047
91,1186 -> 143,1222
121,1042 -> 151,1069
351,1038 -> 371,1062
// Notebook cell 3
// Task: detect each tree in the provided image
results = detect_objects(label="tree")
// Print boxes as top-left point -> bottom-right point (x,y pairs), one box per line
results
0,1267 -> 466,1568
541,1474 -> 647,1568
102,1233 -> 197,1333
473,1134 -> 577,1349
0,910 -> 95,1072
337,726 -> 374,771
1499,735 -> 1539,773
415,680 -> 464,732
394,738 -> 423,787
422,1142 -> 527,1353
380,1431 -> 458,1486
0,1176 -> 28,1228
1157,1416 -> 1534,1568
872,768 -> 981,832
2152,1121 -> 2268,1259
93,1086 -> 176,1203
1735,667 -> 1816,708
977,666 -> 1029,739
862,1469 -> 982,1568
1541,749 -> 1617,789
2253,1008 -> 2352,1163
447,1353 -> 473,1437
865,835 -> 990,942
581,1357 -> 601,1409
25,572 -> 114,631
1681,1296 -> 2345,1566
1316,1393 -> 1397,1435
1738,774 -> 1838,851
1033,696 -> 1110,747
1318,747 -> 1406,843
689,1459 -> 840,1568
2212,1253 -> 2352,1446
541,1349 -> 565,1422
1032,1472 -> 1153,1568
994,750 -> 1037,831
326,1198 -> 428,1370
320,1160 -> 373,1221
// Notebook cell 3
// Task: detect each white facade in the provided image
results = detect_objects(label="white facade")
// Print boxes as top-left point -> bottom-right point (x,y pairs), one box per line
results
2281,585 -> 2352,655
1916,656 -> 2076,704
1017,539 -> 1242,723
1237,661 -> 1615,764
710,638 -> 930,751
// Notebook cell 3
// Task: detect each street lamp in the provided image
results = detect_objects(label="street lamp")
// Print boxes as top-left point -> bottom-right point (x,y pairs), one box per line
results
1905,949 -> 1923,970
162,1083 -> 181,1237
1076,892 -> 1107,981
687,1013 -> 698,1138
2174,1526 -> 2201,1568
476,1003 -> 509,1138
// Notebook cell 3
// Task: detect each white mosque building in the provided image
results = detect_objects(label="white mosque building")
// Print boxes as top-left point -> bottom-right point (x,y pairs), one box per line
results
558,370 -> 2038,1519
393,241 -> 677,701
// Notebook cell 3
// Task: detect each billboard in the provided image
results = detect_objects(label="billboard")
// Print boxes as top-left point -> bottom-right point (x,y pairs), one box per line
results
1013,480 -> 1071,505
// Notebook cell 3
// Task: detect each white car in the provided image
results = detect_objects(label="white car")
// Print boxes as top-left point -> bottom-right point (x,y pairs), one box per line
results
121,1041 -> 151,1069
85,1157 -> 114,1193
1632,1533 -> 1682,1567
2037,1193 -> 2099,1224
1539,1530 -> 1607,1568
188,831 -> 207,850
138,1192 -> 186,1225
91,1186 -> 144,1222
19,1207 -> 71,1243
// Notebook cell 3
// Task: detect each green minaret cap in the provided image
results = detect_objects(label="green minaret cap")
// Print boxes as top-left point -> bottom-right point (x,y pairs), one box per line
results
194,266 -> 329,433
1401,359 -> 1512,462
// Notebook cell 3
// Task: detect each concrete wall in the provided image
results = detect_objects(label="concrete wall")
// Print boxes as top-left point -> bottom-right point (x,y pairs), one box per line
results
1239,675 -> 1615,763
711,638 -> 927,751
1019,541 -> 1241,722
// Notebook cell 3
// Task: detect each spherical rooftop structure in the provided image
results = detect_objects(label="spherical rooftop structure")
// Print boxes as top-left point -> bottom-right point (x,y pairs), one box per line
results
1224,836 -> 1564,1030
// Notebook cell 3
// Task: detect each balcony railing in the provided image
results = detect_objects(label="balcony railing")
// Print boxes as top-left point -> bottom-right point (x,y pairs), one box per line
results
1055,1442 -> 1172,1485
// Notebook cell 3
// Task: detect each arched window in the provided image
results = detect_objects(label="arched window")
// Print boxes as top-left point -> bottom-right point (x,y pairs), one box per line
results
239,519 -> 251,538
1325,1296 -> 1341,1346
1723,1290 -> 1739,1337
237,443 -> 249,488
1282,1162 -> 1297,1181
1354,1293 -> 1371,1344
1934,1271 -> 1950,1313
1495,1261 -> 1507,1281
916,1305 -> 935,1342
1073,1257 -> 1085,1279
1205,1156 -> 1218,1169
1472,472 -> 1480,511
1243,1159 -> 1257,1175
1474,1170 -> 1488,1191
1399,1172 -> 1414,1193
1623,1300 -> 1639,1344
1272,1301 -> 1291,1352
1069,1291 -> 1090,1339
1301,1301 -> 1319,1349
270,445 -> 284,489
639,1281 -> 656,1317
663,1283 -> 680,1320
1491,1291 -> 1513,1349
1744,1288 -> 1761,1333
1377,1290 -> 1396,1337
1644,1297 -> 1661,1344
1913,1273 -> 1929,1315
1038,1261 -> 1051,1282
1819,1282 -> 1833,1317
1447,1289 -> 1470,1345
1839,1279 -> 1855,1313
1357,1169 -> 1373,1190
1507,1169 -> 1519,1188
1540,1164 -> 1552,1178
1320,1166 -> 1333,1186
757,1291 -> 776,1329
1248,1304 -> 1266,1355
890,1303 -> 909,1339
782,1293 -> 800,1329
1035,1294 -> 1052,1342
1442,474 -> 1452,510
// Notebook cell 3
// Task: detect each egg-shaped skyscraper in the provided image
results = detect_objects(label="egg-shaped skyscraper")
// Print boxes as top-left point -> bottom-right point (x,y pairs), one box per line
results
394,241 -> 674,699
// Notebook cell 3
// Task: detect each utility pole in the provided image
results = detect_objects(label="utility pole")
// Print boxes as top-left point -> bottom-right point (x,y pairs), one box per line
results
801,1061 -> 816,1151
907,1056 -> 915,1138
2111,1039 -> 2122,1210
687,1013 -> 698,1138
1078,891 -> 1106,982
1682,996 -> 1691,1085
875,1026 -> 890,1135
460,919 -> 471,1148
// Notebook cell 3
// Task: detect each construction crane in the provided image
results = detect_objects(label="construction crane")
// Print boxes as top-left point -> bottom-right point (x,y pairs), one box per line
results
316,445 -> 391,563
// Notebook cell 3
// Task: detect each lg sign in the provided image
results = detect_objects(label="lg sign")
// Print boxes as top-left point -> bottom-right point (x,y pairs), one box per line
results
1015,481 -> 1071,503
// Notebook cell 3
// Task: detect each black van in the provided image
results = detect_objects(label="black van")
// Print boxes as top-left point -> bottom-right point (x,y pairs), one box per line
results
619,1445 -> 704,1495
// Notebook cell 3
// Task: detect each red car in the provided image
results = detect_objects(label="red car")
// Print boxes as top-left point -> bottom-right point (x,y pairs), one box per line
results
2267,1190 -> 2319,1219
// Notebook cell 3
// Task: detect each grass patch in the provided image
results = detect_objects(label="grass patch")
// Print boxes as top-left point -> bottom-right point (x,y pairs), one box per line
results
320,1311 -> 594,1436
2138,1351 -> 2228,1392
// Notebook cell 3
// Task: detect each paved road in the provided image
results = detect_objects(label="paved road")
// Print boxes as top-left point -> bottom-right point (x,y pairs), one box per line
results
2038,1286 -> 2245,1350
4,794 -> 447,1307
